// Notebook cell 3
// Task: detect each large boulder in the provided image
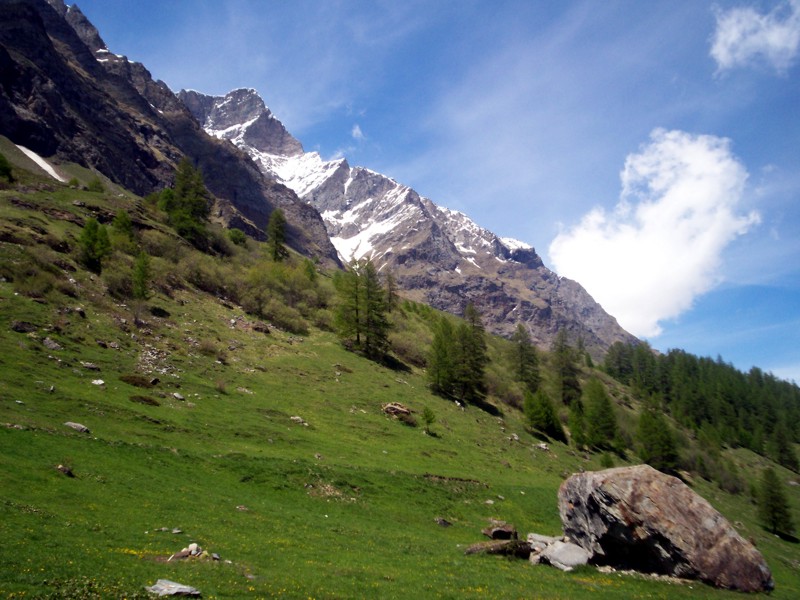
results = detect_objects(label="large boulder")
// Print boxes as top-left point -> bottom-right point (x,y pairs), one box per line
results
558,465 -> 774,592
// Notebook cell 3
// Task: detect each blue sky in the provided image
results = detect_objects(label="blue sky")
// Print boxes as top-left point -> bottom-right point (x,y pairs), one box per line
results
76,0 -> 800,382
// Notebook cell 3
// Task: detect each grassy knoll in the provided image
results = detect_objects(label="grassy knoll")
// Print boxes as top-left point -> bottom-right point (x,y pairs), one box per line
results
1,157 -> 799,598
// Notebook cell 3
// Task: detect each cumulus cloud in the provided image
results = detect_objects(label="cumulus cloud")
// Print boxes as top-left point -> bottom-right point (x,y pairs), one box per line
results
548,129 -> 760,338
710,0 -> 800,72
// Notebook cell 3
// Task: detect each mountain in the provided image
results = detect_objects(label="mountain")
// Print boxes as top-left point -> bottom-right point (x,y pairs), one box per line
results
0,0 -> 338,264
182,88 -> 638,355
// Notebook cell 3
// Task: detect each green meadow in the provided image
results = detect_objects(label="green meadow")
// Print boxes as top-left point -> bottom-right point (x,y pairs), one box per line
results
1,153 -> 800,598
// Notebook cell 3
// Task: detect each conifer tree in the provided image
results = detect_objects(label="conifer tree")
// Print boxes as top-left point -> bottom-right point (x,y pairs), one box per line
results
511,323 -> 540,393
769,422 -> 800,473
553,330 -> 581,405
267,208 -> 287,261
759,467 -> 795,536
78,217 -> 111,273
637,407 -> 679,472
161,158 -> 210,246
132,251 -> 151,300
584,377 -> 618,450
428,317 -> 455,395
334,258 -> 390,360
524,389 -> 564,441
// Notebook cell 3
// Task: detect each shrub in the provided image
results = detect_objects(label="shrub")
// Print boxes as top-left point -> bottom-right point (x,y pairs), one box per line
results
0,152 -> 14,182
87,177 -> 104,193
228,228 -> 247,246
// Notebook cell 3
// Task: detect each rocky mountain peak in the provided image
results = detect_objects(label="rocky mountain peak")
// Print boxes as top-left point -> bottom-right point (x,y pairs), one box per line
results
178,88 -> 303,157
65,4 -> 106,52
193,87 -> 638,356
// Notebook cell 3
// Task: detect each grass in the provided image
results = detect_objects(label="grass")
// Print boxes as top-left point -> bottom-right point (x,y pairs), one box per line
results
1,157 -> 800,598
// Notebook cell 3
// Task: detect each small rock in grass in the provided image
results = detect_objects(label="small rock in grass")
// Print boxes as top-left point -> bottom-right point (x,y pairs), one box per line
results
43,337 -> 62,351
172,392 -> 185,401
56,464 -> 75,477
91,379 -> 105,386
64,421 -> 90,434
144,579 -> 201,597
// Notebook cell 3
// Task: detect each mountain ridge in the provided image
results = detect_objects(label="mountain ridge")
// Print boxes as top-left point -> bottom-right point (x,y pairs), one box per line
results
0,0 -> 339,264
184,88 -> 638,355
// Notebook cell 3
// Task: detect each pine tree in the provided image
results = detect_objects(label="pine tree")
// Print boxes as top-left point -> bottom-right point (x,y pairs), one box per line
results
759,467 -> 795,535
112,209 -> 134,240
360,259 -> 389,359
524,389 -> 565,442
132,252 -> 151,300
78,218 -> 111,273
162,158 -> 210,246
584,378 -> 618,450
333,259 -> 390,360
267,208 -> 287,261
511,323 -> 540,393
769,422 -> 800,473
568,399 -> 587,448
637,408 -> 679,472
428,317 -> 455,395
455,303 -> 488,403
553,330 -> 581,405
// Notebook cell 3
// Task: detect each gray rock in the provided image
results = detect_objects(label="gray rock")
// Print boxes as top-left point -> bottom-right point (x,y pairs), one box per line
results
144,579 -> 201,597
64,421 -> 90,434
172,393 -> 185,401
527,532 -> 561,545
559,465 -> 774,592
43,337 -> 62,351
534,540 -> 591,571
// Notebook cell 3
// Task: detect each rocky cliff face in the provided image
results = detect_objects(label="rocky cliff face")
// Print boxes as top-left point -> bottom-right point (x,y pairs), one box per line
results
0,0 -> 338,264
188,88 -> 637,355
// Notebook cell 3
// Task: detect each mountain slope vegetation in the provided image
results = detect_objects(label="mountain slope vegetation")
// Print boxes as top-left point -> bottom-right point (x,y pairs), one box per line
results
1,149 -> 800,598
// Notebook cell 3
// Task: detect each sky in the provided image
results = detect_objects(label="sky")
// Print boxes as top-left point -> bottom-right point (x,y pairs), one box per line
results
75,0 -> 800,382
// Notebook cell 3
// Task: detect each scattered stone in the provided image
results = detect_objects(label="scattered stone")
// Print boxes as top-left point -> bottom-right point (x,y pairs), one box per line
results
91,379 -> 105,386
435,517 -> 452,527
64,421 -> 90,434
11,321 -> 37,333
42,337 -> 62,351
533,540 -> 591,571
482,521 -> 518,540
80,361 -> 100,371
465,539 -> 532,559
559,465 -> 774,592
484,499 -> 494,505
382,402 -> 411,417
144,579 -> 201,597
171,528 -> 183,534
290,415 -> 308,426
172,393 -> 185,401
74,307 -> 86,318
56,464 -> 75,477
108,341 -> 120,349
236,505 -> 249,512
535,442 -> 549,451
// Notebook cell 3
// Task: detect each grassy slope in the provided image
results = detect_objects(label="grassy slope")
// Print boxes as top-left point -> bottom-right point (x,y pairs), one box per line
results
1,158 -> 799,599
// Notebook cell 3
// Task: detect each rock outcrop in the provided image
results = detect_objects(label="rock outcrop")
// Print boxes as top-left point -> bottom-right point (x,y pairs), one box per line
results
0,0 -> 338,264
558,465 -> 774,593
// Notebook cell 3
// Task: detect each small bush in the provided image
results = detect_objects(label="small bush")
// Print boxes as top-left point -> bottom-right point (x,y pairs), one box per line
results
120,374 -> 154,388
87,177 -> 105,193
228,228 -> 247,246
130,395 -> 160,407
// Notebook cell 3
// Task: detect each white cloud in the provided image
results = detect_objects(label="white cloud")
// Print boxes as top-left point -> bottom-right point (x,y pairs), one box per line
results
710,0 -> 800,73
351,124 -> 365,141
548,129 -> 760,338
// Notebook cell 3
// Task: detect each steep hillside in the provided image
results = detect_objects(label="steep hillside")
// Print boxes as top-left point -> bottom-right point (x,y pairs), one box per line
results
2,153 -> 800,598
0,0 -> 337,263
181,88 -> 637,357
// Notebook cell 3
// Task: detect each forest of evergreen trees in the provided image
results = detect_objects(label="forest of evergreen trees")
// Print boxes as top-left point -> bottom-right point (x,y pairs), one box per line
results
604,342 -> 800,471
